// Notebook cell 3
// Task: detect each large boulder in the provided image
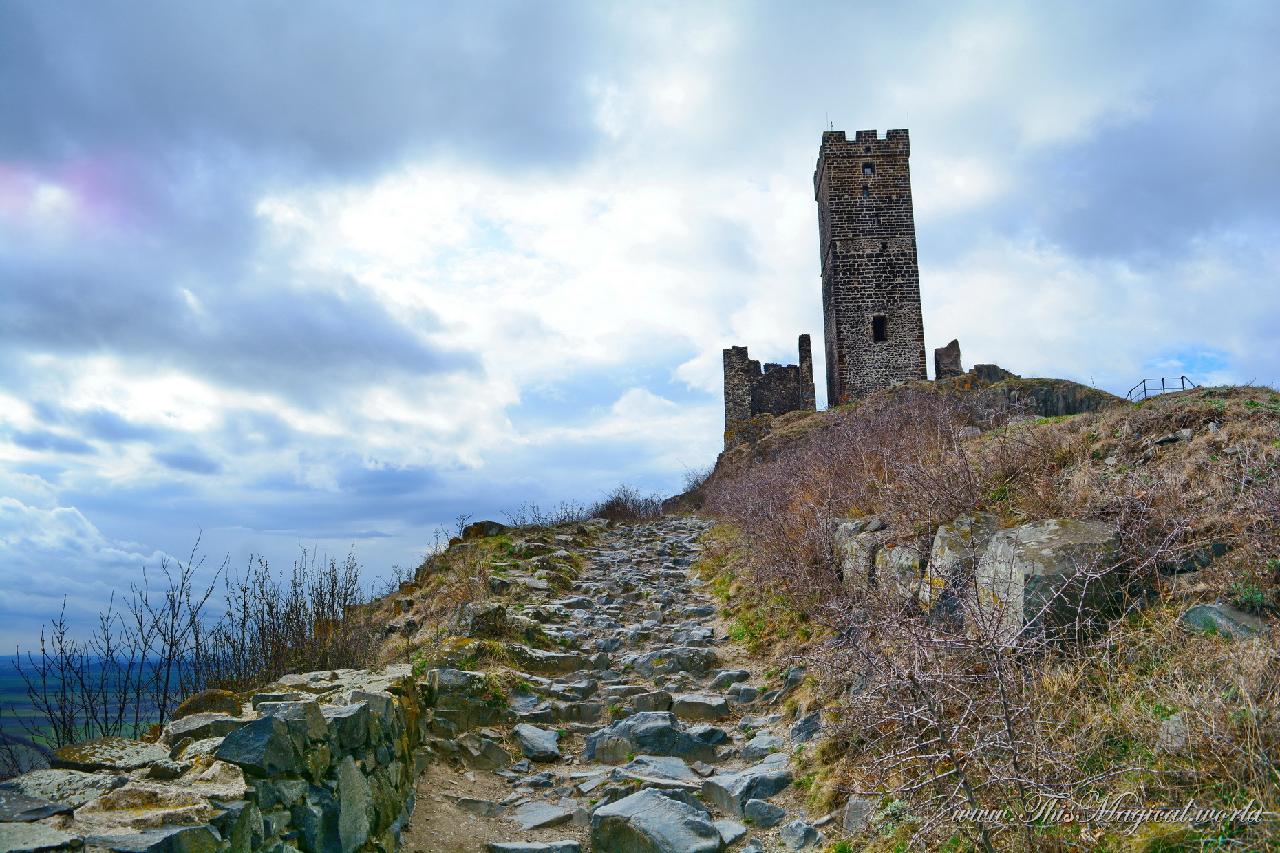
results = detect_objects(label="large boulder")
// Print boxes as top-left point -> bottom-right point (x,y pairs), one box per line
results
171,689 -> 242,721
923,514 -> 1001,613
701,753 -> 792,817
591,788 -> 724,853
934,339 -> 964,379
585,713 -> 716,764
833,518 -> 891,592
974,519 -> 1121,643
512,724 -> 561,762
213,716 -> 302,777
626,647 -> 718,678
873,542 -> 926,600
462,520 -> 509,540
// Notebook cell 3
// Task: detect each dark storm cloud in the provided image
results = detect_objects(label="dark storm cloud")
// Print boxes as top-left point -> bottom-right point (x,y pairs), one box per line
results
0,0 -> 605,174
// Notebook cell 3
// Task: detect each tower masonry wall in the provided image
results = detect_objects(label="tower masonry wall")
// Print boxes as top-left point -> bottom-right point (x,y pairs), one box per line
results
815,129 -> 927,404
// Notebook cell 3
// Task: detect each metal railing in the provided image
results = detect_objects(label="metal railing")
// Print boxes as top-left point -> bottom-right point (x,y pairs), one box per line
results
1127,375 -> 1198,401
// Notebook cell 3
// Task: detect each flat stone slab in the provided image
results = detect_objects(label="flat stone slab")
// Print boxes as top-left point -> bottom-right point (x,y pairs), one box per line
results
487,844 -> 582,853
511,800 -> 574,830
0,770 -> 127,809
0,822 -> 82,852
51,738 -> 169,773
0,787 -> 73,822
621,755 -> 700,783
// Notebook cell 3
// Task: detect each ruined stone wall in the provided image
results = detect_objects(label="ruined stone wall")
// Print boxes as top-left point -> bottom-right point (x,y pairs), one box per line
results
815,129 -> 927,404
0,664 -> 502,853
723,335 -> 816,449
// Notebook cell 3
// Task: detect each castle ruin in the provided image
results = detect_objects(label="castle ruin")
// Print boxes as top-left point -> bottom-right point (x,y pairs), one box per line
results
815,129 -> 927,404
722,128 -> 931,447
722,335 -> 815,447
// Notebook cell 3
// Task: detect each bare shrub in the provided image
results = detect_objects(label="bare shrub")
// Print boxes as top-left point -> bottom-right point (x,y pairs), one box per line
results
502,500 -> 592,529
2,542 -> 376,777
588,484 -> 664,523
705,386 -> 1280,848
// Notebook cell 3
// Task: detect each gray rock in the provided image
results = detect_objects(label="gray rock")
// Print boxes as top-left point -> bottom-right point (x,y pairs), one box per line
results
0,787 -> 72,822
789,711 -> 821,744
924,514 -> 1000,612
741,841 -> 765,853
0,822 -> 81,852
454,796 -> 503,817
143,758 -> 191,781
630,690 -> 673,713
935,338 -> 964,379
213,715 -> 301,776
842,796 -> 874,832
740,732 -> 783,761
743,798 -> 786,828
1180,603 -> 1267,639
1157,714 -> 1190,754
0,769 -> 127,809
84,825 -> 220,853
512,800 -> 573,830
779,819 -> 820,850
671,694 -> 729,722
585,712 -> 715,764
710,670 -> 749,690
321,703 -> 371,750
975,518 -> 1121,643
161,712 -> 245,746
458,733 -> 511,770
50,737 -> 168,772
260,700 -> 328,744
622,755 -> 700,783
627,647 -> 719,677
874,542 -> 927,600
715,819 -> 747,845
591,788 -> 724,853
337,754 -> 372,853
486,844 -> 581,853
513,724 -> 561,762
701,753 -> 793,817
509,645 -> 588,675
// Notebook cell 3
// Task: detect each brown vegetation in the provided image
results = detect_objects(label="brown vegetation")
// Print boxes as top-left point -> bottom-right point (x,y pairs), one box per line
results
701,385 -> 1280,851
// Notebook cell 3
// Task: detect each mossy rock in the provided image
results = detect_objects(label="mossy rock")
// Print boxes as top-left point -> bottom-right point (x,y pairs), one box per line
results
173,688 -> 242,721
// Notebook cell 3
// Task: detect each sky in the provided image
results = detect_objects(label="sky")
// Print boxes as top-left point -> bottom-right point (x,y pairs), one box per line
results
1,1 -> 1277,646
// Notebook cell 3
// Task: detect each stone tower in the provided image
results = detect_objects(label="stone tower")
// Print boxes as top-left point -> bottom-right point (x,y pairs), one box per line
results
722,334 -> 815,448
814,129 -> 926,404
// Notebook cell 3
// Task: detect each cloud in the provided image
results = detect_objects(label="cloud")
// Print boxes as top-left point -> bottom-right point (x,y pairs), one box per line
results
0,493 -> 171,647
0,0 -> 1277,642
154,447 -> 222,475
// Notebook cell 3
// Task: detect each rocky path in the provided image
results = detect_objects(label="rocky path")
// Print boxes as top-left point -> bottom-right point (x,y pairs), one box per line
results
401,517 -> 831,853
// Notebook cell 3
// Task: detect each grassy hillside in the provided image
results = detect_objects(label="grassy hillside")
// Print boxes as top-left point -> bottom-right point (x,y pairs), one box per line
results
695,384 -> 1280,852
